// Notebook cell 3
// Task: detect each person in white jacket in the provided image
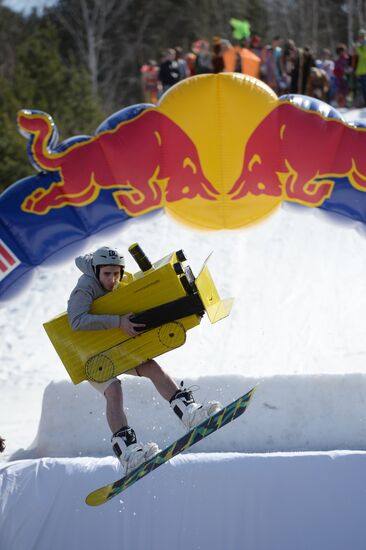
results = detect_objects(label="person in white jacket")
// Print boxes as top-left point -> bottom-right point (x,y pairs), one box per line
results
67,245 -> 220,474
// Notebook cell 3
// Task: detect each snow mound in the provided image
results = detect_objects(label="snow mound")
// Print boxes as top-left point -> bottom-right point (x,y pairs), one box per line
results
1,452 -> 366,550
10,373 -> 366,460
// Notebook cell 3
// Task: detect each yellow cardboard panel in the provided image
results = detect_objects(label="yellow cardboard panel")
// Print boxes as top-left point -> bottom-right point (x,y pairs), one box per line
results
195,263 -> 234,324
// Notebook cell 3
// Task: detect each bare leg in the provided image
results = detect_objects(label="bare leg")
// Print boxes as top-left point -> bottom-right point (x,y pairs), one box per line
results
104,380 -> 128,433
136,359 -> 179,401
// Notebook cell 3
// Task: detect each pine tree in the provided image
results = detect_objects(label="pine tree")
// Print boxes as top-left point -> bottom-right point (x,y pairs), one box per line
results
0,18 -> 104,191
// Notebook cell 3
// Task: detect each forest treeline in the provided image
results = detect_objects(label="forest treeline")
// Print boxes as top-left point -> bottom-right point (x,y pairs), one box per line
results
0,0 -> 362,190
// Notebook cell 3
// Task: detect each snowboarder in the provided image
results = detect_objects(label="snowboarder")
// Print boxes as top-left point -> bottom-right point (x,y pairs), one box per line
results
67,246 -> 221,474
0,436 -> 5,453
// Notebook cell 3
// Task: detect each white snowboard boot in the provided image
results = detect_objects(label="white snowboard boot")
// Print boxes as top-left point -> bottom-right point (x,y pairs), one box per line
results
170,383 -> 221,430
111,426 -> 160,474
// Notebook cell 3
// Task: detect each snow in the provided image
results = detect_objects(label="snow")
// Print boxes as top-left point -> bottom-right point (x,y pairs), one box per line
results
2,109 -> 366,549
7,373 -> 366,462
2,453 -> 366,550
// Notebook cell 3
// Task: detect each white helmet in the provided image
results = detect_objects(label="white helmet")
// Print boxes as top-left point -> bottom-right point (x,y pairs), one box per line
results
92,246 -> 125,268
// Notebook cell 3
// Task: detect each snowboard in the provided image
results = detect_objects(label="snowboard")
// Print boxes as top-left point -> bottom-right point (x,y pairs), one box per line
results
85,386 -> 256,506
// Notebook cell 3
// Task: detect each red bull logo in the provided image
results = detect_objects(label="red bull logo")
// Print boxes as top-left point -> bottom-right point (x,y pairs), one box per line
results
16,75 -> 366,230
6,73 -> 366,302
18,109 -> 219,216
228,102 -> 366,206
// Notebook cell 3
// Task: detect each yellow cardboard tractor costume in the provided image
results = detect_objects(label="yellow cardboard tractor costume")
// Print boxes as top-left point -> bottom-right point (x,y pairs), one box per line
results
44,244 -> 233,385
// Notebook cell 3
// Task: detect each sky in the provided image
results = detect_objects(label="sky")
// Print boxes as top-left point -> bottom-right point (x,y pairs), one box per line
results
3,0 -> 58,14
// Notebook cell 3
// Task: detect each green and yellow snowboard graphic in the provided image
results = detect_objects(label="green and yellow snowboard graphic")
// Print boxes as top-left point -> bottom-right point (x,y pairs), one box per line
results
86,386 -> 256,506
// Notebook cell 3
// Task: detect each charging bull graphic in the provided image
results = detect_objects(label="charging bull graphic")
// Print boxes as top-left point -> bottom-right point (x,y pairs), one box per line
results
229,102 -> 366,206
18,109 -> 219,216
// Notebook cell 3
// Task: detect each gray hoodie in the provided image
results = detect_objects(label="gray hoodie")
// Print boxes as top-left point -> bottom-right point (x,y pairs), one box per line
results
67,254 -> 121,331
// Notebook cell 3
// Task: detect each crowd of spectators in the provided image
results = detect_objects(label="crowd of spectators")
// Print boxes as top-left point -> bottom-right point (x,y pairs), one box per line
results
140,31 -> 366,109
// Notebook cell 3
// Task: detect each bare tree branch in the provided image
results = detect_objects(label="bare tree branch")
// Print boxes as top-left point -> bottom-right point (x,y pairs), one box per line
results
54,0 -> 133,98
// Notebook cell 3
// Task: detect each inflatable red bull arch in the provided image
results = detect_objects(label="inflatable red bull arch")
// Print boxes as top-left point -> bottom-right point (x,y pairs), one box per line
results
1,72 -> 366,301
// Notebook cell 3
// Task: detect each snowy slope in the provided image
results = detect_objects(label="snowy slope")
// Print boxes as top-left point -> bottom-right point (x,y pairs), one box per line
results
2,204 -> 366,460
7,373 -> 366,461
2,452 -> 366,550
